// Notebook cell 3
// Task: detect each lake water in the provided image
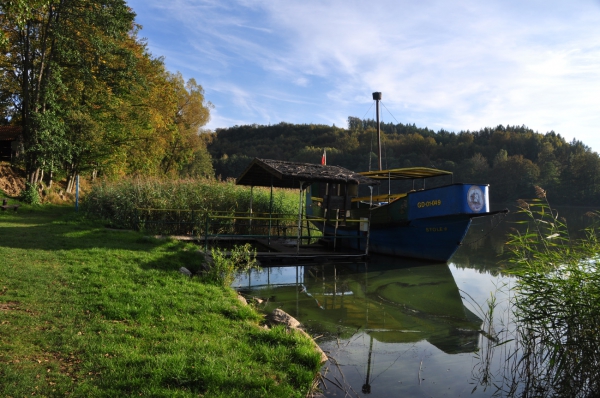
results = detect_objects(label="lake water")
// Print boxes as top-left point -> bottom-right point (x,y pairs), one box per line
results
232,208 -> 594,397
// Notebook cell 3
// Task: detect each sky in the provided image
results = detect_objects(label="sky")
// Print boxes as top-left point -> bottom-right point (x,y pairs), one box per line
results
127,0 -> 600,152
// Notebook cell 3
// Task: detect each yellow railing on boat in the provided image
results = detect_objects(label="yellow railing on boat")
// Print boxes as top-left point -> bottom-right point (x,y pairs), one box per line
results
353,193 -> 407,202
311,192 -> 407,204
358,167 -> 452,180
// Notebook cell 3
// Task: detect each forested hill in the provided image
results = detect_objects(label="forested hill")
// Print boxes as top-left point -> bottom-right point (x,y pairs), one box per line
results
207,118 -> 600,206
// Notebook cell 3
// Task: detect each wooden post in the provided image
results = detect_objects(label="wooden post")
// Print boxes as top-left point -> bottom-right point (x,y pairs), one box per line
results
322,183 -> 329,236
191,210 -> 195,235
304,184 -> 311,244
269,177 -> 273,245
388,171 -> 391,202
365,186 -> 373,256
204,213 -> 209,252
296,181 -> 304,255
75,175 -> 79,211
333,184 -> 341,251
249,185 -> 254,235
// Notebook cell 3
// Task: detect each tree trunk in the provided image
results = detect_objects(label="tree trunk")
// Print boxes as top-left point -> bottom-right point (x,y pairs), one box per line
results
22,23 -> 32,179
66,174 -> 73,194
66,171 -> 78,194
29,168 -> 41,185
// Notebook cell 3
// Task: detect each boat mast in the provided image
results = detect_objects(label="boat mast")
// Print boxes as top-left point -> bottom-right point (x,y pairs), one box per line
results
372,92 -> 382,171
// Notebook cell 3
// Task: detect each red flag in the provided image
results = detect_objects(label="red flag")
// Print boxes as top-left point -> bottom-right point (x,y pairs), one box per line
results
321,149 -> 326,165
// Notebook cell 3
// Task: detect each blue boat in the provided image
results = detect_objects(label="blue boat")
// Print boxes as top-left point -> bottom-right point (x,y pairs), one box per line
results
305,167 -> 504,262
235,157 -> 504,262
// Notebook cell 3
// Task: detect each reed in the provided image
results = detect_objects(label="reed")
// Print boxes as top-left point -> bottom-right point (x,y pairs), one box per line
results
501,187 -> 600,397
82,177 -> 299,231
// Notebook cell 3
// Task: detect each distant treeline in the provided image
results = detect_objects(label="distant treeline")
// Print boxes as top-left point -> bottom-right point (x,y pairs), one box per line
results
207,117 -> 600,205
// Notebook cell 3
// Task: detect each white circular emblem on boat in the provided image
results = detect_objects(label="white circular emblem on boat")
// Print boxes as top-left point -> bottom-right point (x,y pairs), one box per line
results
467,186 -> 484,213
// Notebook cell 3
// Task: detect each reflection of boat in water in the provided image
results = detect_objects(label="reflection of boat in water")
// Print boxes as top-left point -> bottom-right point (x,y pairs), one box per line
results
236,257 -> 483,354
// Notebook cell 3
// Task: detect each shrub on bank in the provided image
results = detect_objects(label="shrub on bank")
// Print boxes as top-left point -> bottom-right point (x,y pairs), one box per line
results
19,182 -> 41,204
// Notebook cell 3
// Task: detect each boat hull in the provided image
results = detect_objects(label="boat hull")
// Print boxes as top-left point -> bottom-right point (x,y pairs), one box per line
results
319,215 -> 473,262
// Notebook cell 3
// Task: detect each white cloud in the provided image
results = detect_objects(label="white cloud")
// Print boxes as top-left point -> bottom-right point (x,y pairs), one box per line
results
129,0 -> 600,150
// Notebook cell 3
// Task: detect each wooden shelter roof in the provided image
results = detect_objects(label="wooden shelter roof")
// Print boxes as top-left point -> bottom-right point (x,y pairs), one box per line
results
236,158 -> 379,189
0,126 -> 21,142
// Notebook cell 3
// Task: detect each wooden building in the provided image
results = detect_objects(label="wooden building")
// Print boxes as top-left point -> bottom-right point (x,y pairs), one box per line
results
0,126 -> 21,161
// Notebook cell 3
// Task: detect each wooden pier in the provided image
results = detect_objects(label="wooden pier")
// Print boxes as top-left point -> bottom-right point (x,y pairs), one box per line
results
159,234 -> 368,266
252,238 -> 368,265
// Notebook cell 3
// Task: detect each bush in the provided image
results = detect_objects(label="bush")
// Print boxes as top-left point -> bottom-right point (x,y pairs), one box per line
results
19,182 -> 41,205
205,243 -> 260,287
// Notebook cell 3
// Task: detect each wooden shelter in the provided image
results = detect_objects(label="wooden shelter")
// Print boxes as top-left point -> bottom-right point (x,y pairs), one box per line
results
0,126 -> 21,161
236,158 -> 379,255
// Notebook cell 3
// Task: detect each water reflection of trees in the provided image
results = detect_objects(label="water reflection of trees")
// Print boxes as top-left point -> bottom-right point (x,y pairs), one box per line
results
452,206 -> 599,276
239,260 -> 484,354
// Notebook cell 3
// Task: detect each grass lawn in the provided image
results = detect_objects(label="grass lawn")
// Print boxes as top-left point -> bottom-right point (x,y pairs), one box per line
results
0,205 -> 321,397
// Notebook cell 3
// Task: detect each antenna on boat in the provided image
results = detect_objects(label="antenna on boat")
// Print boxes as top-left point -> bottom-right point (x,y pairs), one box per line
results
372,92 -> 382,171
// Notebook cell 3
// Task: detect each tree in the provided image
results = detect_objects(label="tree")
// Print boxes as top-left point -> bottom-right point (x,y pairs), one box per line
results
160,73 -> 211,175
536,142 -> 561,195
1,2 -> 213,187
559,151 -> 600,205
489,155 -> 540,202
0,0 -> 138,184
178,140 -> 214,179
118,67 -> 213,178
205,119 -> 600,205
456,153 -> 489,183
492,149 -> 508,167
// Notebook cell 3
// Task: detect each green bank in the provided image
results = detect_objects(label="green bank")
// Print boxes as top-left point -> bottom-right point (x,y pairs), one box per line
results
0,206 -> 321,397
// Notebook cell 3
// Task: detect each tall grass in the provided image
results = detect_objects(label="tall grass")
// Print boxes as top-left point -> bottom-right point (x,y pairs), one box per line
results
500,187 -> 600,397
82,177 -> 299,231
